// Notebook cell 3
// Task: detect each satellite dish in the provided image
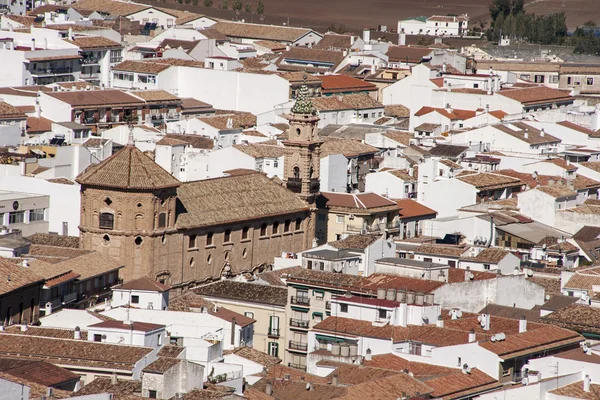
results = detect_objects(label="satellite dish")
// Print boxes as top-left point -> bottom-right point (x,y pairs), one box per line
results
457,310 -> 462,318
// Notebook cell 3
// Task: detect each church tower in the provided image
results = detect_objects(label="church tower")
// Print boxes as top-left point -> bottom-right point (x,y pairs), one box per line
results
76,129 -> 182,284
283,81 -> 322,204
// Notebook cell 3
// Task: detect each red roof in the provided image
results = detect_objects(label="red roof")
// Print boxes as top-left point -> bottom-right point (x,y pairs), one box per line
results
322,192 -> 399,210
119,276 -> 170,292
319,75 -> 377,94
45,271 -> 81,288
414,106 -> 476,120
396,199 -> 437,219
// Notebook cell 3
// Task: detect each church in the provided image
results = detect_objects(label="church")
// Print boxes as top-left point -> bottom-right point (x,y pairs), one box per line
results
76,84 -> 322,288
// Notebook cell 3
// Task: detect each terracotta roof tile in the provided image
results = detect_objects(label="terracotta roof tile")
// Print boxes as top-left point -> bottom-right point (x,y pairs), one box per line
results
548,381 -> 600,400
320,137 -> 379,158
414,244 -> 468,257
536,185 -> 577,198
72,0 -> 149,16
234,143 -> 284,158
119,276 -> 170,291
457,172 -> 522,190
321,192 -> 398,212
557,120 -> 600,138
313,34 -> 355,50
447,268 -> 497,283
319,75 -> 377,94
142,357 -> 181,373
131,89 -> 180,102
382,130 -> 411,146
26,116 -> 52,133
76,144 -> 180,190
176,173 -> 308,229
213,21 -> 314,43
498,86 -> 573,105
328,234 -> 379,250
386,46 -> 432,63
396,199 -> 437,219
0,258 -> 43,295
384,105 -> 410,118
223,346 -> 280,368
198,112 -> 256,130
113,59 -> 204,74
461,248 -> 511,264
74,377 -> 142,397
194,280 -> 287,307
65,36 -> 122,49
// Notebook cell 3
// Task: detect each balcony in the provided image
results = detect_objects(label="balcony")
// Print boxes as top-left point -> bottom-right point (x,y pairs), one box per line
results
347,220 -> 400,234
310,178 -> 320,192
81,57 -> 100,65
62,292 -> 78,304
286,178 -> 302,193
289,341 -> 308,351
268,328 -> 280,338
31,67 -> 72,76
84,117 -> 97,124
290,296 -> 310,306
80,72 -> 100,80
288,363 -> 307,371
289,318 -> 309,329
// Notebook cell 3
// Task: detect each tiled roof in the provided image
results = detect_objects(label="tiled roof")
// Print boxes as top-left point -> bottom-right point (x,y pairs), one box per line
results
279,47 -> 344,69
72,0 -> 149,16
176,173 -> 308,229
447,268 -> 497,283
0,102 -> 27,120
0,258 -> 44,295
477,61 -> 560,73
498,86 -> 573,106
73,377 -> 142,398
429,143 -> 468,158
396,199 -> 437,219
319,75 -> 377,93
362,353 -> 457,378
169,292 -> 256,327
89,320 -> 164,332
213,21 -> 315,43
253,40 -> 286,51
157,344 -> 185,358
536,185 -> 577,198
313,34 -> 355,50
320,137 -> 379,158
223,346 -> 281,368
414,106 -> 476,120
130,89 -> 180,102
0,372 -> 71,399
198,112 -> 256,130
424,367 -> 500,399
118,276 -> 170,292
113,59 -> 204,74
256,266 -> 302,286
414,244 -> 468,257
26,116 -> 53,133
328,234 -> 379,250
321,192 -> 398,212
194,280 -> 288,307
558,120 -> 600,138
384,105 -> 410,118
548,381 -> 600,400
461,248 -> 511,264
65,36 -> 121,49
0,326 -> 89,340
0,358 -> 79,387
542,304 -> 600,336
382,130 -> 411,146
234,143 -> 284,158
0,334 -> 153,370
414,122 -> 440,132
386,46 -> 433,63
76,144 -> 181,190
26,244 -> 91,264
479,304 -> 541,322
142,357 -> 181,373
25,233 -> 79,248
457,172 -> 522,190
580,161 -> 600,172
163,134 -> 214,150
493,122 -> 561,145
29,251 -> 121,280
46,89 -> 144,107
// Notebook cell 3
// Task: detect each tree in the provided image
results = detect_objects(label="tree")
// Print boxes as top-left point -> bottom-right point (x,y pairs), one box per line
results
244,1 -> 251,12
584,20 -> 597,27
257,0 -> 264,14
327,23 -> 347,34
192,0 -> 198,5
221,0 -> 228,9
204,0 -> 213,6
232,0 -> 242,10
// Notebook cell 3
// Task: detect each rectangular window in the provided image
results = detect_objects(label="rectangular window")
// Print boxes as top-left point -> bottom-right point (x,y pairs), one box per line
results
274,160 -> 279,168
587,77 -> 594,86
295,218 -> 302,231
340,304 -> 348,313
307,260 -> 313,269
272,222 -> 279,235
378,309 -> 387,319
189,235 -> 197,249
484,264 -> 491,270
448,260 -> 456,268
148,390 -> 157,399
224,229 -> 231,243
93,334 -> 102,342
29,209 -> 44,222
534,75 -> 545,83
567,77 -> 572,85
423,257 -> 432,263
284,220 -> 291,233
552,75 -> 559,83
110,49 -> 123,63
269,315 -> 280,337
260,224 -> 267,236
268,342 -> 279,357
336,215 -> 344,224
242,226 -> 249,240
131,295 -> 139,304
9,211 -> 24,224
99,212 -> 114,229
206,232 -> 213,246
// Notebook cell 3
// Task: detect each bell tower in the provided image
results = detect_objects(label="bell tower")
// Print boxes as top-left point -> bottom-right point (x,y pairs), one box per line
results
283,81 -> 322,204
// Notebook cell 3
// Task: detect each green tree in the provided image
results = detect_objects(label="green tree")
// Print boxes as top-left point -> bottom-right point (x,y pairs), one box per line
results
584,20 -> 597,27
192,0 -> 198,5
204,0 -> 213,6
257,0 -> 264,14
221,0 -> 228,8
244,1 -> 251,12
232,0 -> 242,10
327,23 -> 347,34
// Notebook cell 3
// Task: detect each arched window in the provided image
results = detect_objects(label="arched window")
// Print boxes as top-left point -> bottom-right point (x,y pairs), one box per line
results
99,212 -> 114,229
293,166 -> 300,179
158,212 -> 166,228
295,218 -> 302,231
224,229 -> 231,243
135,214 -> 144,230
309,166 -> 314,179
260,223 -> 267,236
272,222 -> 279,234
242,226 -> 249,240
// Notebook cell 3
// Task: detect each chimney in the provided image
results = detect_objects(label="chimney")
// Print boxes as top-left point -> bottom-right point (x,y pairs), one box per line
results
480,314 -> 491,331
43,38 -> 48,50
332,374 -> 338,386
540,128 -> 545,137
31,38 -> 36,51
436,315 -> 444,328
519,316 -> 527,333
111,372 -> 118,385
362,29 -> 370,43
20,324 -> 28,332
584,375 -> 591,392
68,27 -> 73,40
21,259 -> 29,268
365,348 -> 372,361
399,32 -> 406,46
265,381 -> 273,396
524,129 -> 529,139
468,328 -> 476,343
74,326 -> 81,340
46,388 -> 53,398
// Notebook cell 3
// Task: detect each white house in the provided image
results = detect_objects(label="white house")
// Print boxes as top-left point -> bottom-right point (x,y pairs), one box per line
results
87,320 -> 167,348
112,276 -> 170,310
518,186 -> 578,229
365,168 -> 417,199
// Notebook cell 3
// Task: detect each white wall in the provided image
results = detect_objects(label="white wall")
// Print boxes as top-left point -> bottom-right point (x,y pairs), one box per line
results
38,92 -> 73,122
158,67 -> 289,115
0,378 -> 30,400
0,175 -> 80,236
422,178 -> 477,218
365,171 -> 412,199
320,154 -> 347,193
112,289 -> 169,310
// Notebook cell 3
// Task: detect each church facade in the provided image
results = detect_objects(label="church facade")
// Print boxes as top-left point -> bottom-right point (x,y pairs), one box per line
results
77,86 -> 322,288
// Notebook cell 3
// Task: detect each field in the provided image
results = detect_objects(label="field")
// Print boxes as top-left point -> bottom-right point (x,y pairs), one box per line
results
145,0 -> 598,34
